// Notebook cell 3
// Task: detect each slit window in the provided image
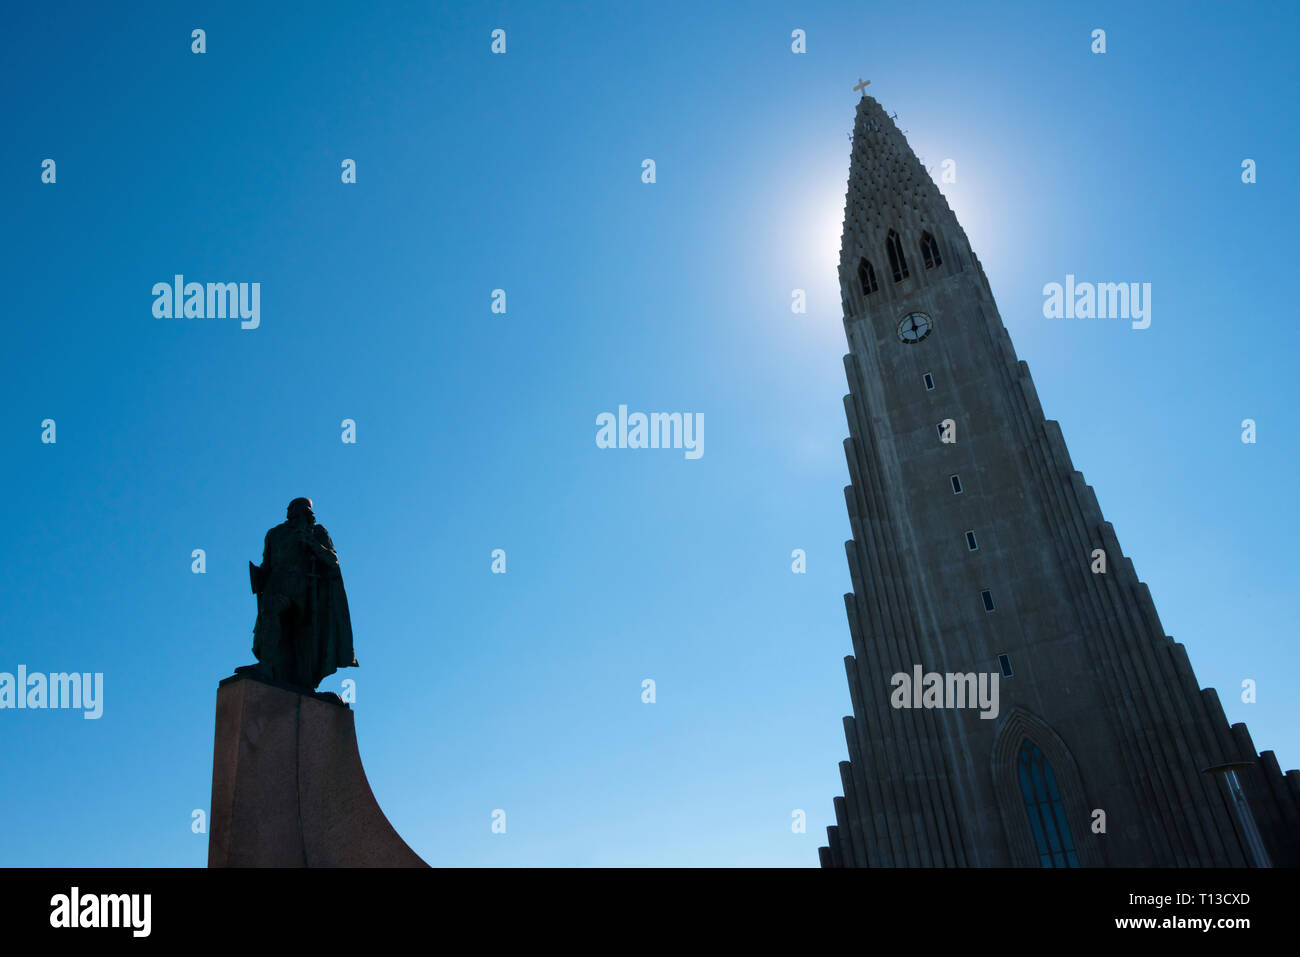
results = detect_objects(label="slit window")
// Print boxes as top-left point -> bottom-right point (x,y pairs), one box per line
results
981,589 -> 996,612
923,373 -> 935,391
998,654 -> 1013,678
965,530 -> 979,551
950,474 -> 963,494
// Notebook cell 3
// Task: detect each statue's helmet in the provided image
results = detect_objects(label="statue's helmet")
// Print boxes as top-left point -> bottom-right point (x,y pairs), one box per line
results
287,497 -> 314,520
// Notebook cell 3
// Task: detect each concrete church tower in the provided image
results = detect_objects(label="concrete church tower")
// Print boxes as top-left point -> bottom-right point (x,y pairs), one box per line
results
818,95 -> 1298,867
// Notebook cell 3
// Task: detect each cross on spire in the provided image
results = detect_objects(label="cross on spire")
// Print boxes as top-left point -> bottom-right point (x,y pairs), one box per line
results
853,78 -> 870,94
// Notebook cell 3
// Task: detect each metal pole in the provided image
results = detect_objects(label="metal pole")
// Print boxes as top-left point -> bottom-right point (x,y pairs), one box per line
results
1203,761 -> 1272,867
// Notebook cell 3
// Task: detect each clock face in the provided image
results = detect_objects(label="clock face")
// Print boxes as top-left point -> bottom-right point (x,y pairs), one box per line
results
897,311 -> 933,344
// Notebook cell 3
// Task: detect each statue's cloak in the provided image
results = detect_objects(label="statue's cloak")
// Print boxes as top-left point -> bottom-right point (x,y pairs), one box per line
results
252,521 -> 357,689
305,523 -> 357,685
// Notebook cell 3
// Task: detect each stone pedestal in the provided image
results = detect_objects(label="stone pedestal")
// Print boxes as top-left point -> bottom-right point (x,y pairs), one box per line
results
208,674 -> 427,867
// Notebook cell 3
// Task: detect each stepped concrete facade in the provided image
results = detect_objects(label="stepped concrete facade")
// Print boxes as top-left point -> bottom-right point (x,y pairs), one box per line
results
818,95 -> 1298,867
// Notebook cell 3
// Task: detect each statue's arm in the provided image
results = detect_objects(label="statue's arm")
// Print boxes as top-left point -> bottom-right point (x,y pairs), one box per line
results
310,525 -> 342,571
251,531 -> 274,599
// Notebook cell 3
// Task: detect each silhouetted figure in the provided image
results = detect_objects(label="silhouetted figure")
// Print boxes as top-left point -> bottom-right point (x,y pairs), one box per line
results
243,498 -> 357,690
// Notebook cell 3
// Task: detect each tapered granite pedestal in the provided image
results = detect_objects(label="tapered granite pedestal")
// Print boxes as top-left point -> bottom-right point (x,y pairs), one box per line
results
208,674 -> 427,867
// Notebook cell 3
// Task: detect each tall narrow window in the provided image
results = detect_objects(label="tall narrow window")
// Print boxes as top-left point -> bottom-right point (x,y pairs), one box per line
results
998,654 -> 1014,678
950,474 -> 963,494
981,589 -> 996,611
923,373 -> 935,391
965,530 -> 979,551
921,231 -> 942,269
1017,740 -> 1080,868
858,258 -> 878,296
886,230 -> 909,282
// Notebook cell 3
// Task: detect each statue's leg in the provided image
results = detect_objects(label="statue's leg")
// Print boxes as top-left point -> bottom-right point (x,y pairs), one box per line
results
248,601 -> 275,680
275,597 -> 311,689
272,602 -> 298,683
297,599 -> 316,689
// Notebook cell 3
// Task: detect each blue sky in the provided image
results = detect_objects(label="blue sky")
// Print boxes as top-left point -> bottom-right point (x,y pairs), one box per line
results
1,0 -> 1296,866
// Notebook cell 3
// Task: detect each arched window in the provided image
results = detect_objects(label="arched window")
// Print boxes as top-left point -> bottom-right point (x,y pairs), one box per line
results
921,232 -> 942,269
1017,739 -> 1080,868
858,258 -> 878,296
886,230 -> 909,282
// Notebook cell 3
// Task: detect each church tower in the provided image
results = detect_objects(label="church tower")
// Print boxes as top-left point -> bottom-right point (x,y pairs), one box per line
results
818,95 -> 1299,867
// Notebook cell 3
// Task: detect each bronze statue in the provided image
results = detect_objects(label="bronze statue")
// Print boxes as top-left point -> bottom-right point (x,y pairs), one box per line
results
241,498 -> 357,690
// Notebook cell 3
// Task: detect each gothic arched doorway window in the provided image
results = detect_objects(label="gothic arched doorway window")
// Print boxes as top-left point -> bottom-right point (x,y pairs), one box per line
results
886,230 -> 909,282
1017,739 -> 1081,868
920,231 -> 942,269
858,257 -> 878,296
